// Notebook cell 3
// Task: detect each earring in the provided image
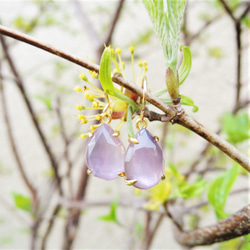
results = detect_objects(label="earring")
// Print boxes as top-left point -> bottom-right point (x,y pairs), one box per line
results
86,95 -> 125,180
124,77 -> 165,189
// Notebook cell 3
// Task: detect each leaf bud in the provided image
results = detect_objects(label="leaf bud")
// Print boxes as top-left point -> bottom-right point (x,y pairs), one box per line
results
165,67 -> 179,100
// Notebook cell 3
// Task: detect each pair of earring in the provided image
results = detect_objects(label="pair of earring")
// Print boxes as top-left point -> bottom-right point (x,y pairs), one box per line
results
86,80 -> 165,190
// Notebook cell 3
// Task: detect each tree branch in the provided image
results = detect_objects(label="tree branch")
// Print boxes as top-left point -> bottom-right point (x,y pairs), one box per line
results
0,33 -> 64,195
174,204 -> 250,247
0,25 -> 249,172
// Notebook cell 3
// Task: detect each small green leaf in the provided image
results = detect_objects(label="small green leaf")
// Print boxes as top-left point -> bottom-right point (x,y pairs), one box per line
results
33,94 -> 53,111
207,164 -> 239,220
222,112 -> 250,144
114,90 -> 139,112
178,45 -> 192,85
12,192 -> 32,214
154,88 -> 168,97
99,48 -> 139,111
178,178 -> 207,199
99,47 -> 115,96
161,94 -> 199,112
179,95 -> 199,112
98,198 -> 121,225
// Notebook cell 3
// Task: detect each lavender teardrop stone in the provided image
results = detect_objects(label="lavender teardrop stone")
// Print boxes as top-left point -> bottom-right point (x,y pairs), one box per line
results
125,129 -> 164,189
86,123 -> 125,180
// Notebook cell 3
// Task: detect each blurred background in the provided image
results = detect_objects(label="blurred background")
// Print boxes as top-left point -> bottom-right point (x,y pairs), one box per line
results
0,0 -> 249,249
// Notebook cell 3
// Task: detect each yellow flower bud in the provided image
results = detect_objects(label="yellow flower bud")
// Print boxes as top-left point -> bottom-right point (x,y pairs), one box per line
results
96,114 -> 102,121
80,133 -> 89,139
80,73 -> 88,81
80,118 -> 88,124
129,45 -> 134,54
76,105 -> 85,110
92,101 -> 99,108
138,60 -> 143,67
91,72 -> 98,79
78,114 -> 86,120
116,47 -> 122,55
74,86 -> 82,92
84,92 -> 95,102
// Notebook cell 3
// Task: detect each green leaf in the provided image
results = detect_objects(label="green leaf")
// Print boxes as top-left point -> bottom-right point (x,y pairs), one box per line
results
178,45 -> 192,85
98,198 -> 121,225
33,94 -> 53,111
99,48 -> 139,111
222,112 -> 250,144
179,95 -> 199,112
99,47 -> 115,96
12,192 -> 32,214
114,90 -> 139,112
207,164 -> 239,220
127,104 -> 134,137
161,94 -> 199,112
154,88 -> 168,97
241,16 -> 250,29
178,178 -> 207,199
143,0 -> 186,72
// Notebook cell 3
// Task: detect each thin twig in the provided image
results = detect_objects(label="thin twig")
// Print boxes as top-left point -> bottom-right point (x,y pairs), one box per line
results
0,67 -> 37,202
70,0 -> 100,48
0,34 -> 64,195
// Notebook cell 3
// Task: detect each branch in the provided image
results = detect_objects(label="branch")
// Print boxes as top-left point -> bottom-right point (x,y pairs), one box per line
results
174,204 -> 250,247
0,33 -> 64,195
0,67 -> 37,203
102,0 -> 125,47
0,25 -> 249,172
70,0 -> 100,48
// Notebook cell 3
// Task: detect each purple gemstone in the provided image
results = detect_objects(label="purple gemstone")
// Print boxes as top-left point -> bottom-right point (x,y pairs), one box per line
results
86,123 -> 125,180
125,129 -> 164,189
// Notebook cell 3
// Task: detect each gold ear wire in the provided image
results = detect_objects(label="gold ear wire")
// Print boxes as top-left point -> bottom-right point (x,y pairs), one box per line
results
136,76 -> 148,129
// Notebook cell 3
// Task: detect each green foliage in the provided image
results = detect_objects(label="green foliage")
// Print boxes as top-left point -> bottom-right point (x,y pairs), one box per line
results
222,112 -> 250,144
160,95 -> 198,112
169,163 -> 207,199
207,47 -> 224,59
241,16 -> 250,28
179,45 -> 192,85
207,164 -> 239,220
0,237 -> 13,247
99,47 -> 139,111
12,192 -> 32,214
98,198 -> 121,225
179,95 -> 199,112
99,47 -> 115,96
33,94 -> 53,111
143,0 -> 186,73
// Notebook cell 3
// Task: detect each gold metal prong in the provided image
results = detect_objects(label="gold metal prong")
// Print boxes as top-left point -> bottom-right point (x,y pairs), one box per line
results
124,177 -> 137,186
87,168 -> 92,175
154,136 -> 159,142
113,131 -> 120,137
118,172 -> 126,177
161,174 -> 165,180
128,137 -> 139,144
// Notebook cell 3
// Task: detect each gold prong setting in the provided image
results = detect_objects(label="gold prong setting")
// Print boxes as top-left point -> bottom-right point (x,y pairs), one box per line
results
124,177 -> 138,186
128,137 -> 139,144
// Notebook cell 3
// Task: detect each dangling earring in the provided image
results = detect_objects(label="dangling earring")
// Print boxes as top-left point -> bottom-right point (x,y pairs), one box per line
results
86,94 -> 125,180
124,77 -> 165,189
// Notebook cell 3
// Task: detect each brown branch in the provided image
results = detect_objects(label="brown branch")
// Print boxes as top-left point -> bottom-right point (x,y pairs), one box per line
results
70,0 -> 100,48
0,67 -> 37,203
176,113 -> 250,172
102,0 -> 125,47
219,0 -> 236,21
0,34 -> 64,195
55,96 -> 73,197
0,25 -> 249,172
174,204 -> 250,247
41,204 -> 61,250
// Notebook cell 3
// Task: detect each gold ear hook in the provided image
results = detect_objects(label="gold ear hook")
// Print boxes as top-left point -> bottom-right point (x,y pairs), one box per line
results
136,76 -> 148,130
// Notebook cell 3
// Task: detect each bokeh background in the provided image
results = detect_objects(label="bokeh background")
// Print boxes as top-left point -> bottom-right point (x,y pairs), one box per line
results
0,0 -> 249,249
